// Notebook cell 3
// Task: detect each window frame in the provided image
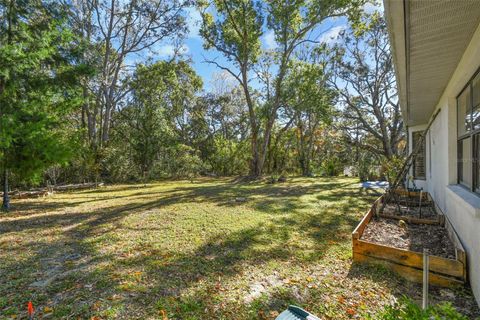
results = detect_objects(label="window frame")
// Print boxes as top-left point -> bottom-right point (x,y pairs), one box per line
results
457,67 -> 480,193
412,130 -> 426,180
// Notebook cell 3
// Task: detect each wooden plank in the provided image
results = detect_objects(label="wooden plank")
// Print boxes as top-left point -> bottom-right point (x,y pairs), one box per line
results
443,216 -> 467,279
353,253 -> 465,287
352,208 -> 373,239
352,209 -> 371,239
428,201 -> 467,280
353,190 -> 467,286
10,190 -> 49,199
352,196 -> 383,239
397,200 -> 433,207
378,213 -> 440,225
0,183 -> 104,199
457,250 -> 467,281
442,212 -> 466,252
353,239 -> 465,279
394,189 -> 429,200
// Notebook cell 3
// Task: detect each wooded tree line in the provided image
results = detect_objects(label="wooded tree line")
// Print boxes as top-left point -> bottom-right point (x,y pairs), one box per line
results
0,0 -> 405,209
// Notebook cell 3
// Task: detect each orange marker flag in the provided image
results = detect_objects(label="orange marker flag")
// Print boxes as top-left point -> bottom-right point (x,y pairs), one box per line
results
27,301 -> 34,319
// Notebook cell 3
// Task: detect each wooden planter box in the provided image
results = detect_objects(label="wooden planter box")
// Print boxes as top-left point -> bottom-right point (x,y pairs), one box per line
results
393,188 -> 428,199
352,196 -> 467,287
377,192 -> 443,225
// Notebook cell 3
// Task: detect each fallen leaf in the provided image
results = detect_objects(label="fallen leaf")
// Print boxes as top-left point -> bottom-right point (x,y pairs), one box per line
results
258,309 -> 267,320
92,301 -> 101,311
160,309 -> 168,320
44,306 -> 53,313
346,308 -> 356,316
269,310 -> 279,318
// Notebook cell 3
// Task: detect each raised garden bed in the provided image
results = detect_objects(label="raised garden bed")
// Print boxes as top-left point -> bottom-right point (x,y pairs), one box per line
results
352,195 -> 467,287
377,190 -> 444,225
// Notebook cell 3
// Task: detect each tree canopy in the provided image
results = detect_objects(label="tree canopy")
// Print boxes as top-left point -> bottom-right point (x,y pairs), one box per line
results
0,0 -> 404,209
0,0 -> 88,209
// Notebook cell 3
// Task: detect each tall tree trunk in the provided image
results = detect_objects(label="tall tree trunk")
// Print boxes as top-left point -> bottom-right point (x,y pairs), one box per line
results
102,103 -> 112,143
240,67 -> 261,177
296,115 -> 308,176
303,118 -> 319,177
258,115 -> 275,176
257,55 -> 289,177
250,130 -> 261,177
2,167 -> 10,211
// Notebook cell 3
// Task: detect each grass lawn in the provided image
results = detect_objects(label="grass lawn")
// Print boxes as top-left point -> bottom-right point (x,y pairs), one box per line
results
1,177 -> 479,319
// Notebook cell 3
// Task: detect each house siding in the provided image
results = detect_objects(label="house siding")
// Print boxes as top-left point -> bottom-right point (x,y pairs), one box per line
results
409,20 -> 480,305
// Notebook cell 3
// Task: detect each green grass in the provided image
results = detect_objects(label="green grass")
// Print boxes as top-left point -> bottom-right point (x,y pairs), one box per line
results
0,177 -> 478,319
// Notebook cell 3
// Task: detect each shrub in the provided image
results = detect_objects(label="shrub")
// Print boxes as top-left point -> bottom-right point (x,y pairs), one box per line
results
207,137 -> 249,176
159,144 -> 205,179
321,158 -> 342,176
381,155 -> 405,185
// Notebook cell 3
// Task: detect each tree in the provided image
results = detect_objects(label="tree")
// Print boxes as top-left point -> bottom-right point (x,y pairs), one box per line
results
330,13 -> 405,160
114,60 -> 203,180
199,0 -> 263,176
0,0 -> 86,210
199,0 -> 364,177
284,55 -> 335,176
71,0 -> 190,149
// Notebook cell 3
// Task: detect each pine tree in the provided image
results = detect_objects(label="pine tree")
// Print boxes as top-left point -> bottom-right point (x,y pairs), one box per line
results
0,0 -> 87,210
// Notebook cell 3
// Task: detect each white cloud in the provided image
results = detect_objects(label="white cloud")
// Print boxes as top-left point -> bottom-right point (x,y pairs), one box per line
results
319,26 -> 346,45
157,44 -> 189,57
125,54 -> 145,66
185,7 -> 202,39
363,1 -> 384,14
262,30 -> 277,50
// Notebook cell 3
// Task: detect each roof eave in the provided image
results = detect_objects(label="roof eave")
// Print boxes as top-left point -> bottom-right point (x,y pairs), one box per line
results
383,0 -> 409,126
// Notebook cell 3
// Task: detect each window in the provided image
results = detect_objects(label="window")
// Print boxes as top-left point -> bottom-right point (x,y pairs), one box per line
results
473,74 -> 480,130
458,136 -> 472,187
458,87 -> 471,136
412,131 -> 426,179
457,70 -> 480,192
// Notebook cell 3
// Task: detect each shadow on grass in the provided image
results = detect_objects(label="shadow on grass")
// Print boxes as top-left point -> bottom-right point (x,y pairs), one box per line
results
0,177 -> 386,318
0,178 -> 367,233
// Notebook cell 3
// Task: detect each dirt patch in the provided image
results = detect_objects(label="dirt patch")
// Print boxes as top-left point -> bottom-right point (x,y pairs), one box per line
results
244,273 -> 284,304
382,203 -> 437,219
361,218 -> 456,259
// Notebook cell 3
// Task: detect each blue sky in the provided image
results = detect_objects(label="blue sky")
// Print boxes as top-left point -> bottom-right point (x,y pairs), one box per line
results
140,2 -> 383,91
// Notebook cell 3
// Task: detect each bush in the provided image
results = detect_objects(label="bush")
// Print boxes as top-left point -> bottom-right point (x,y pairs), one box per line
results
321,158 -> 342,176
372,296 -> 468,320
103,145 -> 139,183
381,155 -> 405,185
356,153 -> 385,182
207,137 -> 249,176
156,144 -> 205,180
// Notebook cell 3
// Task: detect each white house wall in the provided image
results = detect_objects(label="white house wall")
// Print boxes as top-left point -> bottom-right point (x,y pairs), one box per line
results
431,108 -> 449,212
411,20 -> 480,305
